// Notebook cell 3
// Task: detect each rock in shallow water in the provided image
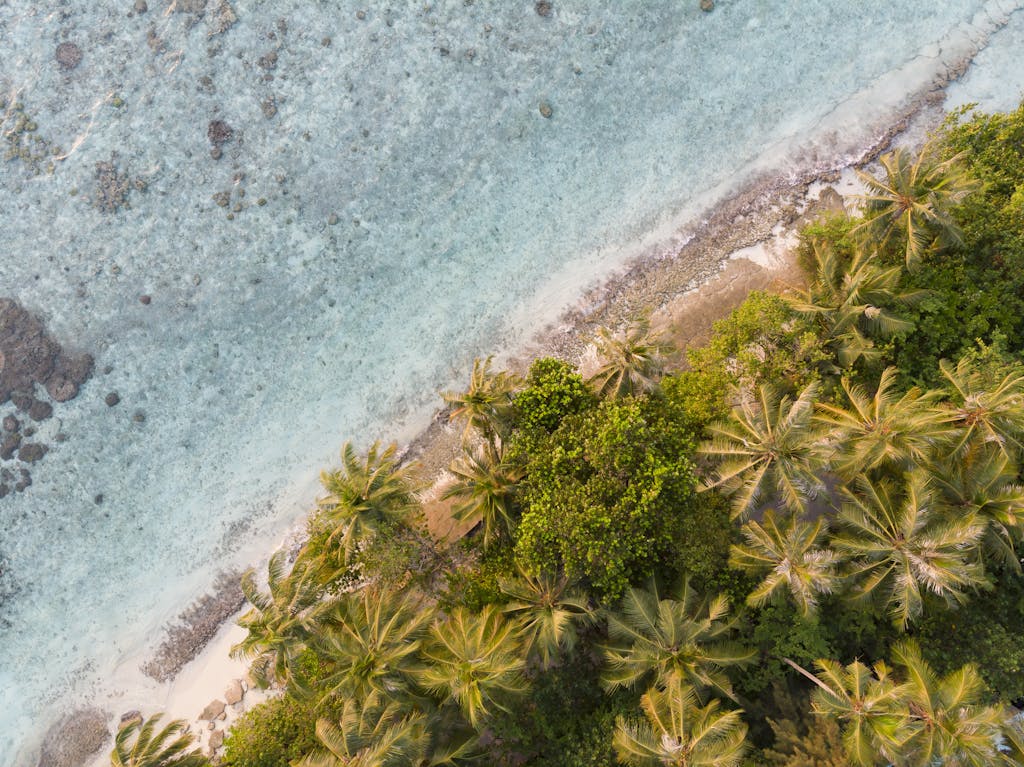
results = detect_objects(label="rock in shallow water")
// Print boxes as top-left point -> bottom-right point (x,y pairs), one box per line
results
35,708 -> 109,767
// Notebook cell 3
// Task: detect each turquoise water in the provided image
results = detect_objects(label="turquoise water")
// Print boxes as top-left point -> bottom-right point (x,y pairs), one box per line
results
1,0 -> 1023,762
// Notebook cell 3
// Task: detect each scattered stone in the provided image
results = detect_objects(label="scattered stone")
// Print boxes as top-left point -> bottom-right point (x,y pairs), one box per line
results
208,729 -> 225,753
55,42 -> 83,70
199,700 -> 226,721
15,471 -> 31,491
210,146 -> 222,160
209,0 -> 237,36
539,101 -> 553,118
356,9 -> 366,20
224,679 -> 244,705
1,468 -> 13,482
94,493 -> 104,505
11,393 -> 32,412
0,484 -> 8,498
139,294 -> 152,305
261,98 -> 277,118
257,50 -> 277,70
321,36 -> 332,46
118,710 -> 142,731
47,378 -> 78,402
535,1 -> 552,17
134,0 -> 148,13
327,213 -> 338,226
28,399 -> 53,422
212,191 -> 230,207
18,443 -> 47,463
54,432 -> 68,443
207,119 -> 233,146
1,434 -> 21,460
35,708 -> 109,767
700,0 -> 714,10
24,425 -> 36,437
93,155 -> 137,213
174,0 -> 207,13
104,392 -> 120,407
2,415 -> 19,432
132,410 -> 146,423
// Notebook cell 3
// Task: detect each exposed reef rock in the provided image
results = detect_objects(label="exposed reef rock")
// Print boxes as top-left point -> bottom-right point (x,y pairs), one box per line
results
35,708 -> 109,767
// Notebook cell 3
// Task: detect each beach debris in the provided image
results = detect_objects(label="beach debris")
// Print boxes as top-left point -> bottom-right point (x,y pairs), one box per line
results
36,708 -> 110,767
55,42 -> 83,70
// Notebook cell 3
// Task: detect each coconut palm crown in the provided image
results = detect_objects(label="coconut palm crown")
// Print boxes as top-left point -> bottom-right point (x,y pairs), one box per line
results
699,382 -> 825,518
442,442 -> 523,548
602,578 -> 753,700
111,714 -> 209,767
852,143 -> 980,267
612,676 -> 748,767
441,356 -> 521,444
587,317 -> 673,399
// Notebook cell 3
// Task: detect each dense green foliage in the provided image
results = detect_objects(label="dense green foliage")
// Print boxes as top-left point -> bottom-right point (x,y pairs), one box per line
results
208,103 -> 1024,767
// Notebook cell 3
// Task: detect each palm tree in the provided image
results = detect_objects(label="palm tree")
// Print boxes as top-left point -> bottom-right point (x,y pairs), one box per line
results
938,356 -> 1024,460
441,356 -> 521,443
111,715 -> 209,767
832,472 -> 987,629
316,441 -> 419,555
814,367 -> 948,479
699,382 -> 825,518
416,605 -> 527,729
498,568 -> 597,668
602,578 -> 753,700
785,241 -> 924,369
889,639 -> 1006,767
587,317 -> 672,399
927,446 -> 1024,571
729,511 -> 841,617
791,656 -> 908,767
852,143 -> 979,267
230,552 -> 328,687
309,586 -> 432,708
298,700 -> 428,767
442,442 -> 523,548
613,677 -> 748,767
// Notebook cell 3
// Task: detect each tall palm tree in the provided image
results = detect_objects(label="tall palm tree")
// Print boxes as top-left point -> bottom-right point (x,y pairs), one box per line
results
441,356 -> 521,444
111,715 -> 209,767
416,605 -> 527,729
791,656 -> 908,767
938,356 -> 1024,460
832,472 -> 987,629
316,441 -> 419,555
587,317 -> 672,399
298,700 -> 428,767
889,640 -> 1006,767
442,442 -> 523,548
729,511 -> 841,617
814,367 -> 948,479
852,143 -> 979,267
927,446 -> 1024,571
309,586 -> 432,708
498,568 -> 598,669
230,552 -> 328,687
613,677 -> 748,767
602,578 -> 753,700
699,382 -> 825,518
785,241 -> 924,369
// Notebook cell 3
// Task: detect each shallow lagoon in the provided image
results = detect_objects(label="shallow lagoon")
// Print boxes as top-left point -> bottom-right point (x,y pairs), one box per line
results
2,0 -> 1024,762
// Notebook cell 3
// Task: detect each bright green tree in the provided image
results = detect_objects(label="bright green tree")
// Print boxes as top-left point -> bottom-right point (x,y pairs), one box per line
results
441,356 -> 521,443
442,442 -> 523,548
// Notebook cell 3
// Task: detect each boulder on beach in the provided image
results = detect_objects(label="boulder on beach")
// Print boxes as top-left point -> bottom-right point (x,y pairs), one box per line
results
199,699 -> 226,721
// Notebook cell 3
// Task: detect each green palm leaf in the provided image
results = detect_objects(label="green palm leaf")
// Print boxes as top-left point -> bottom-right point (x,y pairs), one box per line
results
442,442 -> 523,548
587,317 -> 672,399
441,357 -> 521,444
111,715 -> 208,767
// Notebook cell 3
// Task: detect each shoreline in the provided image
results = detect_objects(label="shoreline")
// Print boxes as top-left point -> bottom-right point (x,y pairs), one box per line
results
39,4 -> 1024,763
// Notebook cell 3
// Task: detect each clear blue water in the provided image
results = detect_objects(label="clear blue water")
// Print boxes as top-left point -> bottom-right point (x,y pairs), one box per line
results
1,0 -> 1023,762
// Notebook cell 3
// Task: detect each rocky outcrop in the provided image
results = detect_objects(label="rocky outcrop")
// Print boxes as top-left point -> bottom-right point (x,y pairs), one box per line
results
36,708 -> 109,767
